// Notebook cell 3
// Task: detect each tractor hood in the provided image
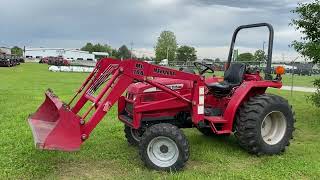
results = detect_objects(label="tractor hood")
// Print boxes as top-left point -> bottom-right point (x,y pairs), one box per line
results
127,78 -> 193,94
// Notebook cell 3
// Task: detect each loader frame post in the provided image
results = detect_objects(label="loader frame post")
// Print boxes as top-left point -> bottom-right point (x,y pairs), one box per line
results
82,73 -> 134,137
71,60 -> 120,114
68,67 -> 99,106
81,69 -> 121,120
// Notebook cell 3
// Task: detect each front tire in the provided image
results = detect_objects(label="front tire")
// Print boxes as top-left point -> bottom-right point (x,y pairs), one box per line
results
139,123 -> 189,171
235,94 -> 295,155
124,125 -> 143,146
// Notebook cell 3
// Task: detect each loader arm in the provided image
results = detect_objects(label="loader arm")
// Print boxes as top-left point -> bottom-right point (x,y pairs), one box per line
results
28,58 -> 204,151
76,59 -> 205,139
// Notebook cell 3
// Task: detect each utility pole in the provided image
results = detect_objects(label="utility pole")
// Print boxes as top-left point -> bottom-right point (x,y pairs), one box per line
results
233,49 -> 238,61
291,57 -> 299,97
262,41 -> 267,63
262,41 -> 266,52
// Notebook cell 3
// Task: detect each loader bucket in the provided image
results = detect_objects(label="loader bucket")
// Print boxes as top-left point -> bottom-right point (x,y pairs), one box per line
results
28,90 -> 82,151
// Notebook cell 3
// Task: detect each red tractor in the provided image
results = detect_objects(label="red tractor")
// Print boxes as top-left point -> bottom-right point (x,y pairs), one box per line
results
28,23 -> 295,171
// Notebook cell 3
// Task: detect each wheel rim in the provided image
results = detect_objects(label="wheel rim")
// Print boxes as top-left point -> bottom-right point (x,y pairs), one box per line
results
261,111 -> 287,145
147,136 -> 179,167
130,128 -> 141,142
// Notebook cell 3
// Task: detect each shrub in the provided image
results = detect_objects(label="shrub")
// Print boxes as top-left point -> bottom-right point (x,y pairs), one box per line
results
309,78 -> 320,107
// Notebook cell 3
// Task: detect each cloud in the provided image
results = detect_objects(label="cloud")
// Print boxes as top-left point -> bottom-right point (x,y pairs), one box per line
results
0,0 -> 310,61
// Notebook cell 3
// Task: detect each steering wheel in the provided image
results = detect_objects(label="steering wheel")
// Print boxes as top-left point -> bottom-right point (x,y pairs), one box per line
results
194,62 -> 215,75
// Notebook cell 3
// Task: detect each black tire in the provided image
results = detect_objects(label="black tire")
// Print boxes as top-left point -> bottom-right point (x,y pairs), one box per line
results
124,125 -> 143,146
235,94 -> 295,155
139,123 -> 189,171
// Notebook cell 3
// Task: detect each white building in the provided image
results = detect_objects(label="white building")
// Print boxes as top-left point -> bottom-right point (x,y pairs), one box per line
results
0,47 -> 11,55
24,48 -> 108,61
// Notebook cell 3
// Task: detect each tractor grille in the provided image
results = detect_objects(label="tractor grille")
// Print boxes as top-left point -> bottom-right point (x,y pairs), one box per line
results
125,102 -> 133,114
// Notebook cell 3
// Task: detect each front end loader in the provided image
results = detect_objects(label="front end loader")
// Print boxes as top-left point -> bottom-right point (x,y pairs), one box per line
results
28,23 -> 295,171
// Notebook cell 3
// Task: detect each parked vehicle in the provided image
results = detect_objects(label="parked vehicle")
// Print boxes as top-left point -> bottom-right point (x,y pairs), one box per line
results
0,54 -> 21,67
40,56 -> 70,66
293,64 -> 313,76
159,59 -> 168,66
39,57 -> 49,64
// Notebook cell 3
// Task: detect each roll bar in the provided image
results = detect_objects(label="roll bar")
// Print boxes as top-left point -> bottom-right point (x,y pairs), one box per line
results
227,23 -> 274,80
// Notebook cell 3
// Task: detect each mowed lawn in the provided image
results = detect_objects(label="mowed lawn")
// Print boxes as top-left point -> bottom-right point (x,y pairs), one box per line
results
0,63 -> 319,179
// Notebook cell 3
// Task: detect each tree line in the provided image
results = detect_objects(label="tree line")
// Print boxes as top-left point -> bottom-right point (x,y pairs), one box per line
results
154,30 -> 269,64
236,49 -> 267,62
80,43 -> 133,60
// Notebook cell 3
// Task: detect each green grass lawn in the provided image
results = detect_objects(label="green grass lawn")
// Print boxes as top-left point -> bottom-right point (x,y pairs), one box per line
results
281,74 -> 319,87
0,63 -> 319,179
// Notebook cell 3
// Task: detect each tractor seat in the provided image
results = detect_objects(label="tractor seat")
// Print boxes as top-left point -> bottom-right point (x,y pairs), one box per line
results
207,63 -> 246,97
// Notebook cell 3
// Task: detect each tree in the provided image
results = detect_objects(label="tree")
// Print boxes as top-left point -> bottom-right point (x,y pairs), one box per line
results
81,43 -> 94,53
81,43 -> 112,54
117,45 -> 131,59
110,49 -> 119,58
254,49 -> 266,62
11,46 -> 23,56
291,0 -> 320,63
291,0 -> 320,107
237,52 -> 254,62
155,31 -> 177,64
176,45 -> 197,63
93,43 -> 104,52
103,44 -> 113,55
214,58 -> 221,63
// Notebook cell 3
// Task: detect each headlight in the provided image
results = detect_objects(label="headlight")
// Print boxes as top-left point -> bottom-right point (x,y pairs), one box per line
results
126,93 -> 137,101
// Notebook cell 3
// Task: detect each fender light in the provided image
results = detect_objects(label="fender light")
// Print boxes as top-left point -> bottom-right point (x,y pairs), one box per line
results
274,66 -> 285,81
132,95 -> 137,101
126,93 -> 137,101
275,66 -> 285,75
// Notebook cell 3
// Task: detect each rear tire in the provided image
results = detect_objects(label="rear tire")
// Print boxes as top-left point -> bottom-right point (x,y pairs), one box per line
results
235,94 -> 295,155
139,123 -> 189,171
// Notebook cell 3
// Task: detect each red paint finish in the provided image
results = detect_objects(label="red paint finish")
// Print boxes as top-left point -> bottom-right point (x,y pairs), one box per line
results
29,58 -> 204,150
28,91 -> 82,151
222,81 -> 282,131
28,57 -> 283,151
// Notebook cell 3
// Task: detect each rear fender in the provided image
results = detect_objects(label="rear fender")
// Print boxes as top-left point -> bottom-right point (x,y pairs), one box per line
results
223,81 -> 282,131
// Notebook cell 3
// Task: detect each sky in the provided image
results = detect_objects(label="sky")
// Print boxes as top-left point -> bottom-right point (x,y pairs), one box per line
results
0,0 -> 311,61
